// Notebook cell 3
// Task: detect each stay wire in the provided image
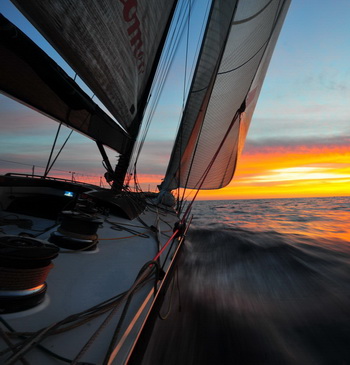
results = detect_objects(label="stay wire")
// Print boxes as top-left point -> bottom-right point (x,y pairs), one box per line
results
177,0 -> 192,212
130,2 -> 187,171
45,129 -> 73,177
130,0 -> 192,183
44,122 -> 62,178
176,0 -> 214,212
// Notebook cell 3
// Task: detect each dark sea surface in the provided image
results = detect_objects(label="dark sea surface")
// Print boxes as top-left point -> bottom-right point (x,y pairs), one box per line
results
142,196 -> 350,365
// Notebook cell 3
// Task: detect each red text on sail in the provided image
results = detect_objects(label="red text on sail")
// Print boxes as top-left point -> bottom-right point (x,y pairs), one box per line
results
120,0 -> 145,74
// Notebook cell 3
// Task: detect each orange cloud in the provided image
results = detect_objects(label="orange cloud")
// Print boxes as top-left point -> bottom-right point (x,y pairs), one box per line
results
3,141 -> 347,201
197,143 -> 350,200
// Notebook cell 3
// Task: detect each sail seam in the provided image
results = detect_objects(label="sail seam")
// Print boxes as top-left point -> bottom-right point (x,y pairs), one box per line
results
232,0 -> 274,25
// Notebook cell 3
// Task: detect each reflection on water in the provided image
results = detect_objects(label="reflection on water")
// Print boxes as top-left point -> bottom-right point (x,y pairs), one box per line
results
141,197 -> 350,364
193,196 -> 350,243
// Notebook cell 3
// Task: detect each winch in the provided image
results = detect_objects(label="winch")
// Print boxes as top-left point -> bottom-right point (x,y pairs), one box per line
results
0,235 -> 59,313
49,211 -> 102,251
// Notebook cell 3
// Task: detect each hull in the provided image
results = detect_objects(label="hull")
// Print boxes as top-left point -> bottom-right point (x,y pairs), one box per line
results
0,174 -> 182,364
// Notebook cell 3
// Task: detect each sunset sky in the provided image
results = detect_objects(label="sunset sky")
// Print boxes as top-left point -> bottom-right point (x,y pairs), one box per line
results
0,0 -> 349,200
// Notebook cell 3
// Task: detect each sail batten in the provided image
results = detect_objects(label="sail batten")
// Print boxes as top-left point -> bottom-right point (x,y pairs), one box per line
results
162,0 -> 291,191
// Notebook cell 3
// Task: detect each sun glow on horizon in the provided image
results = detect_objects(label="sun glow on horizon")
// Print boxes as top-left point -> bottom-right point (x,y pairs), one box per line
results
196,143 -> 350,200
2,142 -> 348,201
124,142 -> 350,200
250,166 -> 350,183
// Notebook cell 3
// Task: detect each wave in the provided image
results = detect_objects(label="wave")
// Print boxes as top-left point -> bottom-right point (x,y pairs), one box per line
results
142,228 -> 350,365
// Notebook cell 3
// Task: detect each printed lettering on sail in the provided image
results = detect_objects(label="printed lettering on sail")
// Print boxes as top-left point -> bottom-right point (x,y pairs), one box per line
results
120,0 -> 145,74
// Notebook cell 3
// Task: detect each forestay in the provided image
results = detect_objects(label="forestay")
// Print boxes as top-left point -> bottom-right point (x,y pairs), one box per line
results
162,0 -> 291,190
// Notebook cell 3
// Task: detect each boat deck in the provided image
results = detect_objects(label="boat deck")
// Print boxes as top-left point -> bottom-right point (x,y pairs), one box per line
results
0,175 -> 180,364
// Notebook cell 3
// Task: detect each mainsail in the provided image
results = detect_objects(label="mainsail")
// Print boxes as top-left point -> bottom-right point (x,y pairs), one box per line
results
0,14 -> 129,154
10,0 -> 177,134
162,0 -> 291,190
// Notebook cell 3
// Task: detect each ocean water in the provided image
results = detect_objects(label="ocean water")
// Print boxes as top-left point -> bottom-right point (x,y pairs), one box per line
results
142,196 -> 350,365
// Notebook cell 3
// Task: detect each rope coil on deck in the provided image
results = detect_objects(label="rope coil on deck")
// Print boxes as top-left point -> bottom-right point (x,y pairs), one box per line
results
0,264 -> 53,290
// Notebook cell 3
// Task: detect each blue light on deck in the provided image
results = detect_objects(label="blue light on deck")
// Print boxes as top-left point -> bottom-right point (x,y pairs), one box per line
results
64,191 -> 74,197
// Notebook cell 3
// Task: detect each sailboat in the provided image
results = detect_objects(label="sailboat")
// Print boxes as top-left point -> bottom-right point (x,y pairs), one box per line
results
0,0 -> 290,364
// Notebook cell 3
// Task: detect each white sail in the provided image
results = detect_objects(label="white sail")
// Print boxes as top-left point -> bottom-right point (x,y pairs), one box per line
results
162,0 -> 291,190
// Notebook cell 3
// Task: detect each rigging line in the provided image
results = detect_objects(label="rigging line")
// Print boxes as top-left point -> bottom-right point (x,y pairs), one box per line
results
0,318 -> 72,364
44,122 -> 62,178
45,97 -> 87,177
134,7 -> 187,171
182,0 -> 191,109
3,287 -> 134,347
178,0 -> 193,211
42,76 -> 97,177
186,0 -> 211,96
170,0 -> 212,100
148,0 -> 189,110
71,263 -> 158,365
177,2 -> 210,211
131,0 -> 187,161
0,328 -> 30,365
45,89 -> 96,176
181,108 -> 242,223
0,159 -> 37,167
4,322 -> 58,365
0,159 -> 100,177
44,108 -> 75,177
178,0 -> 192,207
102,292 -> 135,365
45,129 -> 73,176
130,0 -> 190,174
177,0 -> 239,209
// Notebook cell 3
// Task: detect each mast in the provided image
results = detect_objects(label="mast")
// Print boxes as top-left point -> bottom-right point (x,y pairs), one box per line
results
8,0 -> 179,190
112,1 -> 179,191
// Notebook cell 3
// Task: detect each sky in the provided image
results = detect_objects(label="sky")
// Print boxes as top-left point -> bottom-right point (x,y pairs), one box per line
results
0,0 -> 349,200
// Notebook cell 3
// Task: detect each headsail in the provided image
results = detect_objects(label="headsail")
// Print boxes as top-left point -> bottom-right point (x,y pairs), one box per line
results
161,0 -> 291,191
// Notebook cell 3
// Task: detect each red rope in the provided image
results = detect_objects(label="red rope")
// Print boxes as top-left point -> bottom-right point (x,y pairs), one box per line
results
152,229 -> 179,262
153,111 -> 241,264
